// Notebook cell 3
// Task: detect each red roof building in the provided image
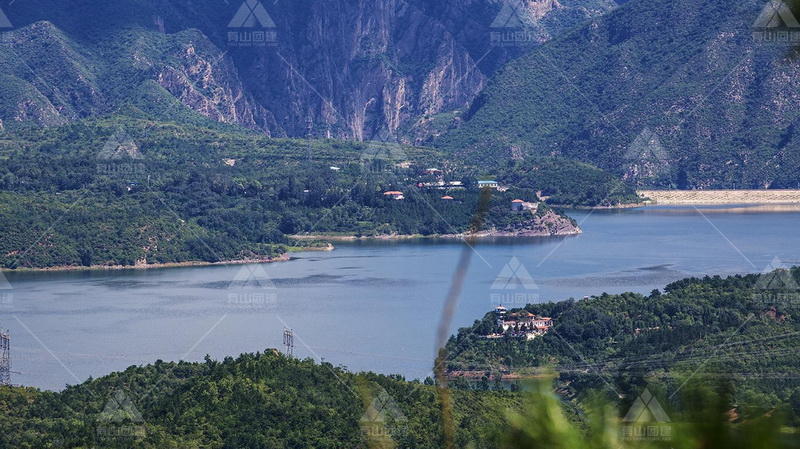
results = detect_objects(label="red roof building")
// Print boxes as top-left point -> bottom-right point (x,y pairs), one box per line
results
383,191 -> 404,200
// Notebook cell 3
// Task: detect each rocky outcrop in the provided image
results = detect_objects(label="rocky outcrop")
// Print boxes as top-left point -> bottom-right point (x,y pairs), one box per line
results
0,0 -> 614,139
487,208 -> 582,236
240,0 -> 489,140
153,34 -> 282,136
0,21 -> 103,127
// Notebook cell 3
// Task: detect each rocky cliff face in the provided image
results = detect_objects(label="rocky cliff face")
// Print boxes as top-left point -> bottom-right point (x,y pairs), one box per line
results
233,0 -> 489,139
152,32 -> 281,136
234,0 -> 614,139
0,0 -> 613,140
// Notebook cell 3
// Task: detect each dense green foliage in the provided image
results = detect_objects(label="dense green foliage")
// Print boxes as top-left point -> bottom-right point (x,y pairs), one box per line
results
0,284 -> 800,449
0,117 -> 588,269
498,377 -> 792,449
497,158 -> 641,207
0,351 -> 521,448
435,0 -> 800,189
446,269 -> 800,426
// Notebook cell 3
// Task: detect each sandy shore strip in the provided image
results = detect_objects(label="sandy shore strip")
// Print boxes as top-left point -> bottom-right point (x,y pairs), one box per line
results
638,189 -> 800,205
8,253 -> 291,273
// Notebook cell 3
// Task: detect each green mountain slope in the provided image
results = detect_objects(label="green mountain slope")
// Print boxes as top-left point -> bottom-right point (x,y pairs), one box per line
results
436,0 -> 800,189
0,351 -> 521,448
2,274 -> 799,447
0,117 -> 593,269
446,269 -> 800,423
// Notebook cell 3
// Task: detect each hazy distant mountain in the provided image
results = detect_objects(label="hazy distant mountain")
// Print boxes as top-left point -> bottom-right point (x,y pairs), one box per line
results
435,0 -> 800,188
0,0 -> 613,140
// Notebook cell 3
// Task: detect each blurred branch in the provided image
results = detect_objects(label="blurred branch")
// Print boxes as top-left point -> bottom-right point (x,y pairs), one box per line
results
434,187 -> 492,449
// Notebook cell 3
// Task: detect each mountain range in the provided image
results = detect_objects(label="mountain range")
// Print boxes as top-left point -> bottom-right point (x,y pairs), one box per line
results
435,0 -> 800,188
0,0 -> 798,188
0,0 -> 613,139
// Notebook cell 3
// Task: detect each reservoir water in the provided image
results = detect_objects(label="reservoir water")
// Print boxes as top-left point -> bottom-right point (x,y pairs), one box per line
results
3,205 -> 800,390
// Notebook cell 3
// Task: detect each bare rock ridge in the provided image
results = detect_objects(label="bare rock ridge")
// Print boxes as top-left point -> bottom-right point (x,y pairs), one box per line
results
0,0 -> 614,140
484,208 -> 582,237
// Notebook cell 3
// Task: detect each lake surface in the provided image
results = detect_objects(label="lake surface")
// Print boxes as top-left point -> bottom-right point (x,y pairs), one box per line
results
3,205 -> 800,390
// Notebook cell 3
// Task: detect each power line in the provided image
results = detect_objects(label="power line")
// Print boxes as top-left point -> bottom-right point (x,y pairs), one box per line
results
283,328 -> 294,357
305,116 -> 313,161
0,329 -> 10,386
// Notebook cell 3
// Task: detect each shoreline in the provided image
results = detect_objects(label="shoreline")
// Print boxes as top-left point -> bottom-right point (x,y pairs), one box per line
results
7,253 -> 292,273
637,189 -> 800,205
287,243 -> 335,252
550,202 -> 644,210
291,229 -> 582,242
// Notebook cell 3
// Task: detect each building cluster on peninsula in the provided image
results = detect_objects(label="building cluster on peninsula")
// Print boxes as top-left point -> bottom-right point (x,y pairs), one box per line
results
487,305 -> 553,340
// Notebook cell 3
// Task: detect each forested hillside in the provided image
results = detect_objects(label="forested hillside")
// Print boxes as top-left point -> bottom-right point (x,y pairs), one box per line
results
0,351 -> 522,448
0,117 -> 620,269
446,268 -> 800,425
2,275 -> 798,448
436,0 -> 800,189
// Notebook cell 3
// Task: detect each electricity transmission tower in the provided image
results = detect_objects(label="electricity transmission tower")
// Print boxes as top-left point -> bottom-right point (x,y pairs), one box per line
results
282,328 -> 294,357
0,329 -> 10,386
305,116 -> 314,161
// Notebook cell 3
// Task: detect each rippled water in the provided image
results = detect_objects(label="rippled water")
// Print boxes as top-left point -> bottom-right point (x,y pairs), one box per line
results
3,205 -> 799,390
